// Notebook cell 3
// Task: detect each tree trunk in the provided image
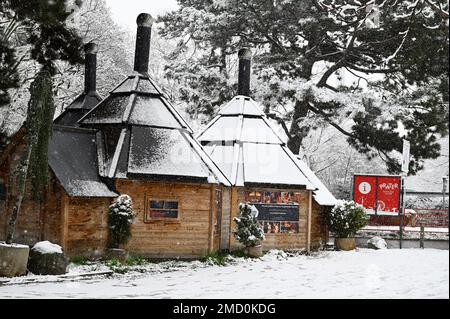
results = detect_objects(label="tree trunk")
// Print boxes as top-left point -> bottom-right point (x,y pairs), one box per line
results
5,139 -> 33,244
287,99 -> 310,154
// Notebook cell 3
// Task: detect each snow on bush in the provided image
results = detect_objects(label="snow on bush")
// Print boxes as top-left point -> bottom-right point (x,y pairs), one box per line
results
233,203 -> 265,247
108,194 -> 136,248
326,200 -> 369,238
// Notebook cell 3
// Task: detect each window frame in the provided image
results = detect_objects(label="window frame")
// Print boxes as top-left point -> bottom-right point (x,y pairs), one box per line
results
144,196 -> 181,223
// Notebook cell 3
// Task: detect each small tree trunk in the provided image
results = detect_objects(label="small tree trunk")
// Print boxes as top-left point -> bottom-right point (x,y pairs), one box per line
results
4,70 -> 52,244
287,99 -> 310,154
5,140 -> 33,244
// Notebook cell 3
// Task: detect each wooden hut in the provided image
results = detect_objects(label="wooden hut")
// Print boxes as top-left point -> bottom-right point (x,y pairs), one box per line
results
76,13 -> 230,258
0,13 -> 230,259
197,49 -> 337,252
0,44 -> 116,256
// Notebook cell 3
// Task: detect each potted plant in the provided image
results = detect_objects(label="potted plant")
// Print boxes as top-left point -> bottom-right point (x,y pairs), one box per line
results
107,194 -> 136,261
233,203 -> 265,257
325,200 -> 369,251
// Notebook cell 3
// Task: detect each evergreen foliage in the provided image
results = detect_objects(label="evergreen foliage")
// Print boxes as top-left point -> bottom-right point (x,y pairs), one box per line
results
325,200 -> 369,238
0,0 -> 84,107
27,70 -> 55,199
159,0 -> 449,175
2,0 -> 84,243
108,195 -> 136,249
233,203 -> 265,247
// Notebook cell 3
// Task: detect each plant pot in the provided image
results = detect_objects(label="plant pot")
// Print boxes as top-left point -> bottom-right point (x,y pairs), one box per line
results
247,245 -> 263,258
106,248 -> 129,262
0,242 -> 30,277
335,238 -> 356,251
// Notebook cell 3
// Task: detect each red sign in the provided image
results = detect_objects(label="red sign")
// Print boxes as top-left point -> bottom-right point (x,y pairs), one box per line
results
354,175 -> 377,212
377,176 -> 401,213
353,175 -> 401,214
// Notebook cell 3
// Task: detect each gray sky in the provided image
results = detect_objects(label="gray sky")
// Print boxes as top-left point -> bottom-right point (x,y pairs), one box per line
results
106,0 -> 179,31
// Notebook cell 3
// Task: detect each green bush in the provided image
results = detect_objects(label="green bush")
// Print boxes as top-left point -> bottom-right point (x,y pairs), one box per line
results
104,256 -> 149,273
200,252 -> 230,266
108,194 -> 136,248
233,203 -> 265,247
70,256 -> 90,265
325,200 -> 369,238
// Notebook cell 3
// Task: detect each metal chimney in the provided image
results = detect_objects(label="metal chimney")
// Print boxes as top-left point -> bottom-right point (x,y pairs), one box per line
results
238,48 -> 252,97
134,13 -> 155,74
84,43 -> 98,93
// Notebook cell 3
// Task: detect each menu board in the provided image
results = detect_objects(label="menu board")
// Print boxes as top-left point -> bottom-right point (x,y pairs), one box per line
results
246,191 -> 300,234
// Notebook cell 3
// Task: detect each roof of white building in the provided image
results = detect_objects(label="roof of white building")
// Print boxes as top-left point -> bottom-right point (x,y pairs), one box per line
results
197,95 -> 338,205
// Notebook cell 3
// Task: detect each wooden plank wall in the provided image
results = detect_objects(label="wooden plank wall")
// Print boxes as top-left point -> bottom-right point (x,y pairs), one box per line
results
311,200 -> 329,249
220,187 -> 231,251
228,187 -> 327,252
0,129 -> 60,246
0,172 -> 63,247
115,180 -> 214,258
63,195 -> 110,258
0,132 -> 63,246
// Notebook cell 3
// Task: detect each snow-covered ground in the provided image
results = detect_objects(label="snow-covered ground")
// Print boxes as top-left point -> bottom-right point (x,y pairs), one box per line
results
0,249 -> 448,299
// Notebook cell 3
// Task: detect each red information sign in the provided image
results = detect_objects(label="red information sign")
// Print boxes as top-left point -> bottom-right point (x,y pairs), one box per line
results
353,175 -> 401,215
377,176 -> 401,214
353,175 -> 377,212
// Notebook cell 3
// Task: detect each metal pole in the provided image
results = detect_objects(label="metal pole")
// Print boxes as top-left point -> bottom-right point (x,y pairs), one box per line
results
444,176 -> 449,237
443,177 -> 447,208
399,176 -> 405,249
420,225 -> 425,249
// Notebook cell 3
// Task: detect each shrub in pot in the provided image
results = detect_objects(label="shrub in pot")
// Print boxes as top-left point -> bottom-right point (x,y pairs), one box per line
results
107,194 -> 136,260
325,200 -> 369,251
233,203 -> 265,257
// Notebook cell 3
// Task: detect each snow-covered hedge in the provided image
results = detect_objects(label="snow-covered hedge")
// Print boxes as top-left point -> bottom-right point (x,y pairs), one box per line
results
108,194 -> 136,248
233,203 -> 265,247
326,200 -> 369,238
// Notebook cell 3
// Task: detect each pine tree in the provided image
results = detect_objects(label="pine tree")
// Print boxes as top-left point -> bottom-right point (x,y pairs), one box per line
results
233,203 -> 265,248
108,195 -> 136,249
159,0 -> 449,175
6,69 -> 54,244
1,0 -> 84,244
0,0 -> 84,107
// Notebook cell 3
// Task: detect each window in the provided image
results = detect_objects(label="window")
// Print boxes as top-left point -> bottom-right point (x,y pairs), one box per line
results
145,199 -> 179,221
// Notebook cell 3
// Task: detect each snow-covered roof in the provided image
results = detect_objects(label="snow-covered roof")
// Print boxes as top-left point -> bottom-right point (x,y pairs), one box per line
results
54,91 -> 102,127
218,96 -> 265,116
197,95 -> 316,190
48,126 -> 118,197
77,73 -> 230,186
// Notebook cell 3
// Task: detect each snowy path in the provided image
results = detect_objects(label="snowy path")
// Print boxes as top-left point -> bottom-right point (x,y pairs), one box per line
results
0,249 -> 448,299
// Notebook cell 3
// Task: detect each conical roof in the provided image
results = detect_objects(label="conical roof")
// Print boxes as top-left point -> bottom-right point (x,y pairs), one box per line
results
197,95 -> 338,205
54,43 -> 102,127
54,91 -> 102,127
78,72 -> 229,185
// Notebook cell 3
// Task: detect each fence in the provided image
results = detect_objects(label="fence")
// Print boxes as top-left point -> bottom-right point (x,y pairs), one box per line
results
368,208 -> 449,228
413,209 -> 449,228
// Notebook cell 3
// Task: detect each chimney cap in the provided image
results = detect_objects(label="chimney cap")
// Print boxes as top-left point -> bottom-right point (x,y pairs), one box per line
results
84,43 -> 98,54
238,48 -> 252,60
136,13 -> 155,27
